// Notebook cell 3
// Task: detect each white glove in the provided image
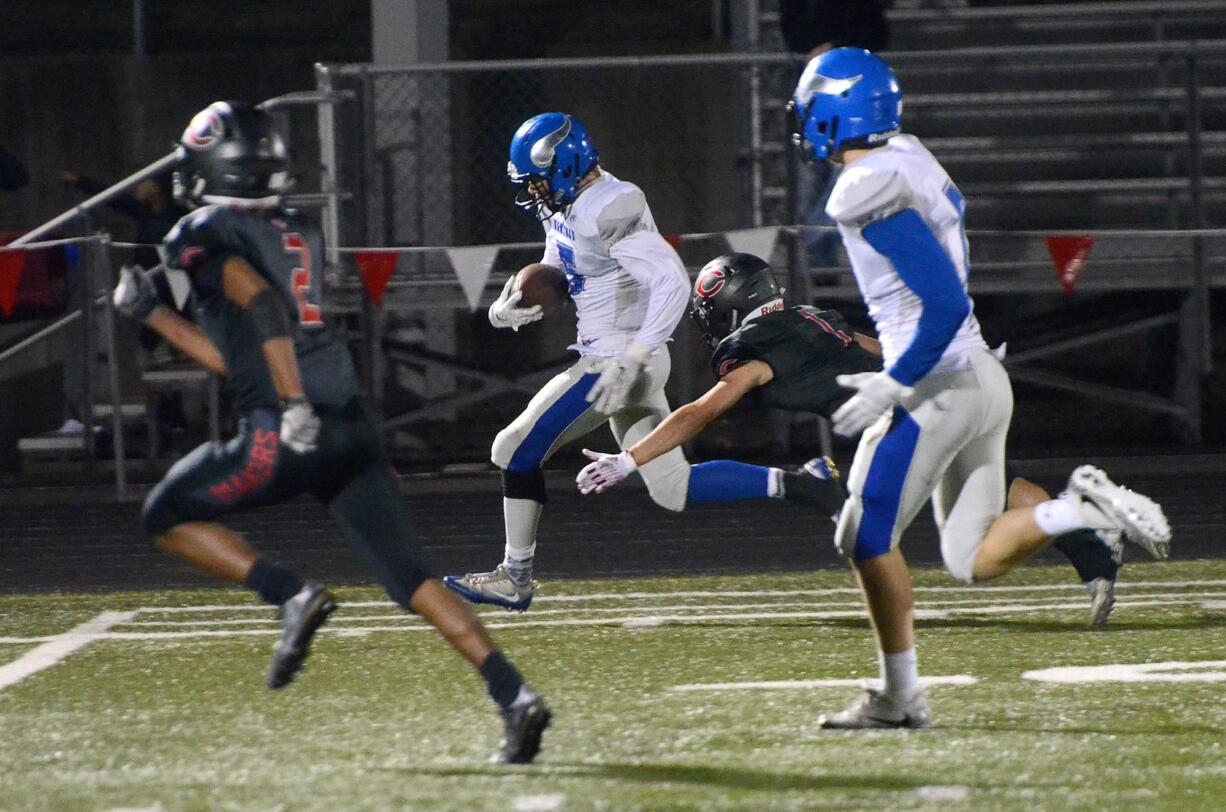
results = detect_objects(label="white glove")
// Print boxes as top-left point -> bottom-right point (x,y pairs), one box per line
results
488,275 -> 543,331
576,448 -> 638,495
112,265 -> 160,322
279,395 -> 321,454
831,371 -> 915,437
586,343 -> 651,415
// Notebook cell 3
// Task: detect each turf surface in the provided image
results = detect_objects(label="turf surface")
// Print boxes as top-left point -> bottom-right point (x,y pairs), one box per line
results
1,560 -> 1225,811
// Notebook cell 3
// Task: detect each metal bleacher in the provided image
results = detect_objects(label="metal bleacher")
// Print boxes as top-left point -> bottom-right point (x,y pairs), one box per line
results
885,2 -> 1226,231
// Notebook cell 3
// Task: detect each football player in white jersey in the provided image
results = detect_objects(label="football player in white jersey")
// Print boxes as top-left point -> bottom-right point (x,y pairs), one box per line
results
444,113 -> 788,611
789,49 -> 1172,728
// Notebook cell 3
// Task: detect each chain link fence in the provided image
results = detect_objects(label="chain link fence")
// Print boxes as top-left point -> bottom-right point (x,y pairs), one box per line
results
323,54 -> 806,258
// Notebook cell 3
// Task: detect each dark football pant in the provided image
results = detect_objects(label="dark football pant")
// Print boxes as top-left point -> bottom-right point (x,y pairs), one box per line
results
142,401 -> 432,608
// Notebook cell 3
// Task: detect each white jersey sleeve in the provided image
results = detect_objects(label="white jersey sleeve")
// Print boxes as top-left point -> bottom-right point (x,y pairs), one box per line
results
609,230 -> 689,351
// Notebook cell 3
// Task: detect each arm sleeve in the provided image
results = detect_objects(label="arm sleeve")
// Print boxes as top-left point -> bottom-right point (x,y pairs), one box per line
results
861,208 -> 971,386
611,230 -> 690,350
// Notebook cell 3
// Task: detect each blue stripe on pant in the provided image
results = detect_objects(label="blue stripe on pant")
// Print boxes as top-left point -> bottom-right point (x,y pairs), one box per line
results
506,373 -> 600,473
854,406 -> 921,561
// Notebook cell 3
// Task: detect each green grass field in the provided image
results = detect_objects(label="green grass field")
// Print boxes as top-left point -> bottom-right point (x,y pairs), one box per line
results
2,560 -> 1225,811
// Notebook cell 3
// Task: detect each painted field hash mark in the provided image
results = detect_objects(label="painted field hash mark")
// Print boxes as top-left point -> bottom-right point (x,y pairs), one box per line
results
0,611 -> 135,690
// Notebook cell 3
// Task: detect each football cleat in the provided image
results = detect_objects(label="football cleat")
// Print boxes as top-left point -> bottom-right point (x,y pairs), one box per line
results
783,456 -> 848,518
1065,465 -> 1171,560
267,582 -> 336,690
1086,577 -> 1117,629
443,565 -> 537,612
818,685 -> 932,730
492,687 -> 552,764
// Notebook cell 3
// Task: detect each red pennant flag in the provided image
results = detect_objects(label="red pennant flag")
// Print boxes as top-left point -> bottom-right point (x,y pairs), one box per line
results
1045,235 -> 1095,295
0,248 -> 26,317
663,233 -> 681,249
354,251 -> 399,306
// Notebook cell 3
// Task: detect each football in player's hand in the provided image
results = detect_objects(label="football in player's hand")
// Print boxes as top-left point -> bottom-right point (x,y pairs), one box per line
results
514,263 -> 569,317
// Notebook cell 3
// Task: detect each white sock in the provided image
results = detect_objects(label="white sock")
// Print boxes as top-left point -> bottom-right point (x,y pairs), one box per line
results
879,647 -> 920,701
502,497 -> 542,580
1033,498 -> 1084,536
767,468 -> 784,498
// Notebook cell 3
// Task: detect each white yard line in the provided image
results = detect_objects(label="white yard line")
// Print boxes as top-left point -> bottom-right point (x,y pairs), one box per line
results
0,611 -> 135,691
128,578 -> 1226,615
0,593 -> 1209,645
1024,660 -> 1226,684
114,590 -> 1226,627
672,674 -> 979,692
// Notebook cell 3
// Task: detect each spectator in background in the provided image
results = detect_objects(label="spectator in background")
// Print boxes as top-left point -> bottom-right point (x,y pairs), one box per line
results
779,1 -> 890,268
62,171 -> 185,269
0,146 -> 29,192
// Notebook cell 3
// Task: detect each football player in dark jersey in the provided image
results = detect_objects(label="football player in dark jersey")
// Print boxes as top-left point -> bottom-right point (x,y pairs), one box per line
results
111,101 -> 549,763
577,253 -> 1133,627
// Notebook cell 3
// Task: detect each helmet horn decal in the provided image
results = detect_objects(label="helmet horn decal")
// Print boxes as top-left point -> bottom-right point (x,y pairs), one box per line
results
696,268 -> 726,298
795,71 -> 862,105
530,117 -> 572,168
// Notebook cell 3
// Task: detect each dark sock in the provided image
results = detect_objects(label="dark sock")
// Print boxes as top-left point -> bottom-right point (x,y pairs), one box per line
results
244,557 -> 306,606
782,468 -> 848,515
480,651 -> 525,710
1053,529 -> 1120,583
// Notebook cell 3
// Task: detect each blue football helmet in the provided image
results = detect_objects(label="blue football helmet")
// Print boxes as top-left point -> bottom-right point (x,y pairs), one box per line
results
789,48 -> 902,163
507,112 -> 599,219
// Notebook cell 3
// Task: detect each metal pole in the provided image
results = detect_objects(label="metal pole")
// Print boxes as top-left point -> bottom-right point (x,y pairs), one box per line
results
100,240 -> 128,499
314,64 -> 343,269
1185,52 -> 1211,373
80,239 -> 97,458
11,150 -> 183,247
132,0 -> 146,58
747,0 -> 764,227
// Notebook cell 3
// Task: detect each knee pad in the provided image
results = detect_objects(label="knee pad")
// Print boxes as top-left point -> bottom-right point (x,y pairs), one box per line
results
383,558 -> 432,610
502,469 -> 547,504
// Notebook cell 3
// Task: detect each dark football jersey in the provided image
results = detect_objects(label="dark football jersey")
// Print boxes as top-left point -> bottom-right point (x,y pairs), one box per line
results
162,205 -> 360,412
710,305 -> 880,418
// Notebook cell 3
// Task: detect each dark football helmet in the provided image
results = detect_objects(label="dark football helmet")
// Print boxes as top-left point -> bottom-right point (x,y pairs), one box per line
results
690,253 -> 783,347
174,101 -> 291,206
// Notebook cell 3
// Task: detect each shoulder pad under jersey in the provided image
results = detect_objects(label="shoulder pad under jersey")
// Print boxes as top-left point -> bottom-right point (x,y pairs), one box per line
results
580,181 -> 649,247
825,165 -> 914,229
160,205 -> 234,272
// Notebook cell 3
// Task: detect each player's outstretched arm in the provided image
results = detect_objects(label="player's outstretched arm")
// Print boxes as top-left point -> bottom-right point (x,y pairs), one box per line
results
113,265 -> 227,375
577,361 -> 772,494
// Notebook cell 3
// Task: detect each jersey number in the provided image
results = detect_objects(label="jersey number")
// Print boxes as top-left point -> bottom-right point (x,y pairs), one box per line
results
282,233 -> 322,325
556,243 -> 585,295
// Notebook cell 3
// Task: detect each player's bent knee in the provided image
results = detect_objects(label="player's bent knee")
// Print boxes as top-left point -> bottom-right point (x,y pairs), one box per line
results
490,425 -> 525,471
639,456 -> 689,512
502,469 -> 547,504
141,484 -> 182,539
941,537 -> 979,584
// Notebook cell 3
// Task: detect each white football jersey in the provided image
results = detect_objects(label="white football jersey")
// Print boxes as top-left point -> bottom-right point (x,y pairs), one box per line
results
827,135 -> 986,377
540,172 -> 689,357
